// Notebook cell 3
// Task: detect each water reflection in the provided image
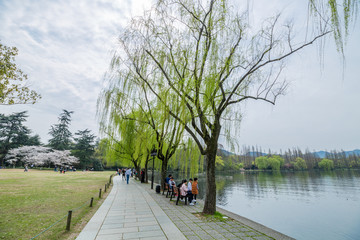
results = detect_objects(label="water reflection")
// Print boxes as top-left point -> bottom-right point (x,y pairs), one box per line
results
211,170 -> 360,240
154,170 -> 360,239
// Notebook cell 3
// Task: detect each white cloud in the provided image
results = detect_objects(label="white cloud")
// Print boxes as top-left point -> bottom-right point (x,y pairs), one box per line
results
0,0 -> 359,153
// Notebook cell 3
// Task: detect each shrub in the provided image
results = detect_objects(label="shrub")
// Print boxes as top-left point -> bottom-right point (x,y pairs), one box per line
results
268,157 -> 281,170
255,155 -> 285,170
255,156 -> 269,170
294,157 -> 307,170
318,158 -> 334,170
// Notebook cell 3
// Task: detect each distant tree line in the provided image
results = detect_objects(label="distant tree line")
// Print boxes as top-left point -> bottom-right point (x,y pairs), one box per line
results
159,144 -> 360,172
217,146 -> 360,171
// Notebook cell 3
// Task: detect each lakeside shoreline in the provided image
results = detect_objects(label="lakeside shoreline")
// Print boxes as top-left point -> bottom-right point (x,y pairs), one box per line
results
76,176 -> 294,239
141,179 -> 294,239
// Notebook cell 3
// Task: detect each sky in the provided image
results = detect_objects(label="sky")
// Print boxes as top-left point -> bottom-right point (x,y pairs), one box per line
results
0,0 -> 359,154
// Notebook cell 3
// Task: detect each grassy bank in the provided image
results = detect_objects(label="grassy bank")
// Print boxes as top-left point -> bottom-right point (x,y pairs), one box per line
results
0,169 -> 114,240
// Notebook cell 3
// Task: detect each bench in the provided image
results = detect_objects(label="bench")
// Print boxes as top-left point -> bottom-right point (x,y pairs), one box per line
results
170,186 -> 188,205
163,182 -> 171,197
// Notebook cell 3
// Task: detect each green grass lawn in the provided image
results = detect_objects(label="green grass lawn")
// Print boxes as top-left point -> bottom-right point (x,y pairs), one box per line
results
0,169 -> 114,240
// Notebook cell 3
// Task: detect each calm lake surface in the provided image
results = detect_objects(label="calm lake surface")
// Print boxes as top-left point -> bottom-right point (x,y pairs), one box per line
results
158,170 -> 360,240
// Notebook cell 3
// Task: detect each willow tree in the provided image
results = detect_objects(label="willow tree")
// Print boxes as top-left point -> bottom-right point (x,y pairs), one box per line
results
309,0 -> 359,56
102,117 -> 148,175
112,0 -> 339,214
98,65 -> 186,188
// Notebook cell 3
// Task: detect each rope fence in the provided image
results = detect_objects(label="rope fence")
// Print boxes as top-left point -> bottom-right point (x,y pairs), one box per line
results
30,174 -> 115,239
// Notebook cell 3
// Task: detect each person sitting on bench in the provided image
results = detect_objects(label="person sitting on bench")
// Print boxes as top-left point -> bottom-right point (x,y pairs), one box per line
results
180,179 -> 189,202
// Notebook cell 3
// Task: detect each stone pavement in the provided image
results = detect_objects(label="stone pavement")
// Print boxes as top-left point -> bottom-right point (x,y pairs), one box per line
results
76,175 -> 186,240
77,175 -> 294,240
137,182 -> 294,240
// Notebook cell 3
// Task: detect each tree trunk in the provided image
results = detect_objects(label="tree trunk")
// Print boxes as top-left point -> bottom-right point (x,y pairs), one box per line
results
145,156 -> 149,183
202,120 -> 221,215
160,158 -> 168,191
202,143 -> 217,215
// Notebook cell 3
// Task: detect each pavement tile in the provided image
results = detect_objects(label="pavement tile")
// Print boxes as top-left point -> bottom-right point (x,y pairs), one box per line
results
125,214 -> 154,219
205,229 -> 221,235
97,226 -> 138,235
139,225 -> 161,231
233,231 -> 249,237
138,217 -> 157,222
95,234 -> 123,240
100,223 -> 124,230
253,236 -> 274,240
124,221 -> 158,228
140,237 -> 167,240
196,234 -> 215,239
183,231 -> 197,236
223,232 -> 237,238
188,226 -> 202,232
200,225 -> 214,231
187,236 -> 202,240
123,230 -> 165,239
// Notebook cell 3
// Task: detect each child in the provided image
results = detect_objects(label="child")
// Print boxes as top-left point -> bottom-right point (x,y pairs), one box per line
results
187,178 -> 194,205
192,177 -> 198,203
169,177 -> 176,190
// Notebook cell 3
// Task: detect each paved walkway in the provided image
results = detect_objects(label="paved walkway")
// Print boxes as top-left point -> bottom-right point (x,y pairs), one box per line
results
77,176 -> 294,240
76,175 -> 186,240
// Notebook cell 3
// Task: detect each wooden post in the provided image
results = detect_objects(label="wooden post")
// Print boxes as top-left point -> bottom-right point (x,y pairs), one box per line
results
105,184 -> 107,192
99,189 -> 102,198
66,210 -> 72,231
90,197 -> 94,207
109,175 -> 112,185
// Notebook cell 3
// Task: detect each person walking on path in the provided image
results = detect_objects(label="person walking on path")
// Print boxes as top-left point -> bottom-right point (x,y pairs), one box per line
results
192,177 -> 198,203
122,168 -> 126,180
125,168 -> 132,184
140,169 -> 145,183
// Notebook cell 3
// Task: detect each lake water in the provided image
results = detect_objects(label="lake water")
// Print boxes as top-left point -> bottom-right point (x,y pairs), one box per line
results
158,170 -> 360,240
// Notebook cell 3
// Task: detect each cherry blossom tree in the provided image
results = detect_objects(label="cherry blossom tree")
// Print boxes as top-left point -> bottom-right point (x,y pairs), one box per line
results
5,145 -> 79,168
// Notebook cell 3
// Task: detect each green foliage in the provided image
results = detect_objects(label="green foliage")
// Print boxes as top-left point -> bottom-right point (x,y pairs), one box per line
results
48,110 -> 73,150
95,138 -> 110,168
318,158 -> 334,170
0,111 -> 39,165
255,156 -> 269,170
309,0 -> 359,54
0,42 -> 41,105
255,155 -> 285,170
72,129 -> 96,169
215,155 -> 225,169
294,157 -> 308,170
92,159 -> 104,171
237,162 -> 244,169
349,159 -> 360,168
268,157 -> 281,170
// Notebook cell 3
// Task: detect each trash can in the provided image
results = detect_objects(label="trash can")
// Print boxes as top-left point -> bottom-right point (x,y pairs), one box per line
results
155,185 -> 161,193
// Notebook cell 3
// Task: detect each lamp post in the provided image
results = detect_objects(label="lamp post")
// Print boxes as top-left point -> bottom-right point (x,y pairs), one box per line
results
151,148 -> 157,189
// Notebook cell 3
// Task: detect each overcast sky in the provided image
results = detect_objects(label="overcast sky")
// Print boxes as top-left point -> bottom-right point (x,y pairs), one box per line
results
1,0 -> 359,153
